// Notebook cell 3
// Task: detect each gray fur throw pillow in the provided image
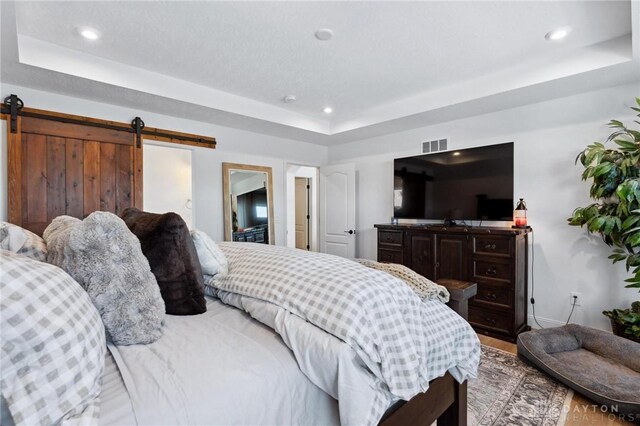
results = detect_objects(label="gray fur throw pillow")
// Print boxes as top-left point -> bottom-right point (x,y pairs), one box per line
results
44,212 -> 165,345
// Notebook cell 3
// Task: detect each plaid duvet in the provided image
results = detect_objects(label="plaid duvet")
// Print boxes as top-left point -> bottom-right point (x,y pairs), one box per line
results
211,243 -> 480,404
0,250 -> 105,426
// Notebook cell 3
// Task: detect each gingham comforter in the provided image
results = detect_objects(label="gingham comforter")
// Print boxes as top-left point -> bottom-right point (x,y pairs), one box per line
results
208,242 -> 480,425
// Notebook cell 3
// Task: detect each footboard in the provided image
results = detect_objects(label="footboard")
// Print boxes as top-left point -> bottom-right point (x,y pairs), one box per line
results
378,372 -> 467,426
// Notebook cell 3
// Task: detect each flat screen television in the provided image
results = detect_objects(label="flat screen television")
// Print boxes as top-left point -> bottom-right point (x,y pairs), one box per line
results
393,142 -> 514,221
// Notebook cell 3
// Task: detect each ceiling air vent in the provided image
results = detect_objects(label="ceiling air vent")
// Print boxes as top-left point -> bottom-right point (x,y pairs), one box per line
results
422,138 -> 448,154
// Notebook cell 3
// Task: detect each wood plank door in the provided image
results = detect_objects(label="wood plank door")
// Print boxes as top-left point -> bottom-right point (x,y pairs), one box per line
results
8,116 -> 142,235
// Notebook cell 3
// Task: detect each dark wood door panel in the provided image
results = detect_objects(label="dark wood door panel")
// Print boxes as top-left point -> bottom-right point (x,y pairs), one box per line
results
435,235 -> 467,281
410,234 -> 435,279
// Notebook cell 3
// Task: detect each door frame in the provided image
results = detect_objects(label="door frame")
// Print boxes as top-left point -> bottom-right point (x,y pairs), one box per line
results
285,163 -> 319,251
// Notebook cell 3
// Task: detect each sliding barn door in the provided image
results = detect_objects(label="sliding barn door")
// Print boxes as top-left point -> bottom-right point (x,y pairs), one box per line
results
8,116 -> 142,235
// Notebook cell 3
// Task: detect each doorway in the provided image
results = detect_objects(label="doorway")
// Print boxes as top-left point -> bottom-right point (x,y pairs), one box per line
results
295,177 -> 310,250
286,165 -> 319,251
143,142 -> 194,229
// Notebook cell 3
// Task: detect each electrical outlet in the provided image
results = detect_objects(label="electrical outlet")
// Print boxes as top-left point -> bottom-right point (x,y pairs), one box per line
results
570,292 -> 582,307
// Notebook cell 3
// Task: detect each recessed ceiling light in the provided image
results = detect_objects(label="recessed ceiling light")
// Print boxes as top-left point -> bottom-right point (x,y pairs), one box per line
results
453,151 -> 461,156
283,95 -> 297,103
315,29 -> 334,41
323,106 -> 333,114
78,27 -> 100,40
545,27 -> 571,41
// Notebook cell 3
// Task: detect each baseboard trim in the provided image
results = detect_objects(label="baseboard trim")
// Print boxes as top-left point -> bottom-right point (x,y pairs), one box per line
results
528,315 -> 567,329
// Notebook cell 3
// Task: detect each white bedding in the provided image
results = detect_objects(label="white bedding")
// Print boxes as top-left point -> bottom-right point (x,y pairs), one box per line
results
208,242 -> 481,425
105,297 -> 339,426
98,350 -> 136,426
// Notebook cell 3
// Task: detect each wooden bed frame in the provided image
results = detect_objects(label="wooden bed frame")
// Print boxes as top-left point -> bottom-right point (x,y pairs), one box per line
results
381,373 -> 467,426
2,104 -> 468,426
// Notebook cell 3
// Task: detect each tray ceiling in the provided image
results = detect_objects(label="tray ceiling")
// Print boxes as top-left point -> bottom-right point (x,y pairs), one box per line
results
2,1 -> 639,145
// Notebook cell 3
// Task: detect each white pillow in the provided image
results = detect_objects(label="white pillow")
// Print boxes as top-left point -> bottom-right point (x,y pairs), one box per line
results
191,230 -> 229,276
0,250 -> 106,426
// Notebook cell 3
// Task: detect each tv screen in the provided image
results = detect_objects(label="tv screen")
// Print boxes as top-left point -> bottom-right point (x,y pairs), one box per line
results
393,142 -> 514,221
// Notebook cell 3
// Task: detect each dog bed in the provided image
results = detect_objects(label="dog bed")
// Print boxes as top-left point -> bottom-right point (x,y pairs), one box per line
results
517,324 -> 640,416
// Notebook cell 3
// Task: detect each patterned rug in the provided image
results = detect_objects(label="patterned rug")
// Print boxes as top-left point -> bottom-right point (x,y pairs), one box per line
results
468,345 -> 573,426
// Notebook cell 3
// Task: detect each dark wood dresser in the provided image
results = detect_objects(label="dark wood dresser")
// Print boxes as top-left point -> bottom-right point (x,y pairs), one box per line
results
375,224 -> 531,342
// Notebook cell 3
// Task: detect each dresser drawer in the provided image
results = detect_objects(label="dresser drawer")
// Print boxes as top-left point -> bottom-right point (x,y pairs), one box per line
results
472,258 -> 512,283
473,236 -> 512,257
471,282 -> 512,310
378,248 -> 403,264
378,230 -> 403,246
469,306 -> 513,335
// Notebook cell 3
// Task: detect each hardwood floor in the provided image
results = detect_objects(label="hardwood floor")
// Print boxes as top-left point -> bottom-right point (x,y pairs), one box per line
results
478,335 -> 633,425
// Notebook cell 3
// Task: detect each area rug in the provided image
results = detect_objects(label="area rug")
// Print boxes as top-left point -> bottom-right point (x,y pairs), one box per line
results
468,345 -> 573,426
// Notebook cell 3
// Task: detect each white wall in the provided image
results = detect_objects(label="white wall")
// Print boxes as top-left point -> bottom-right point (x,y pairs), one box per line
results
143,142 -> 193,229
3,81 -> 638,331
328,82 -> 640,331
0,84 -> 329,245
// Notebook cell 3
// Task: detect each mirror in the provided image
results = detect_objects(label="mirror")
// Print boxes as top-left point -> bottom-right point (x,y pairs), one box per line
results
222,162 -> 274,244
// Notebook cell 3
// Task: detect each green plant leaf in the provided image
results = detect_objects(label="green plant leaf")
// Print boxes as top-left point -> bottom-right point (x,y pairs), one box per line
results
571,98 -> 640,293
621,214 -> 640,230
614,139 -> 638,150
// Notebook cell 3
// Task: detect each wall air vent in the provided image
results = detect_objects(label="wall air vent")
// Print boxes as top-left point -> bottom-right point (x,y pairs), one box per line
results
422,138 -> 448,154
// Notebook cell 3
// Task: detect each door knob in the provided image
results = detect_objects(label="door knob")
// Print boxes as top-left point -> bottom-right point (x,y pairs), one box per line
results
344,230 -> 355,235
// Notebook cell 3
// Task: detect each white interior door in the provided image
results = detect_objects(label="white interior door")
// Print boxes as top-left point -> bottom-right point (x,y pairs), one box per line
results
143,142 -> 193,228
320,163 -> 356,258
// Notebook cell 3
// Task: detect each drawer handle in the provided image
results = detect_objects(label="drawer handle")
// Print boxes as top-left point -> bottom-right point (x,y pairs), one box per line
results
484,317 -> 497,326
485,292 -> 497,301
386,237 -> 394,241
485,266 -> 497,277
484,244 -> 497,250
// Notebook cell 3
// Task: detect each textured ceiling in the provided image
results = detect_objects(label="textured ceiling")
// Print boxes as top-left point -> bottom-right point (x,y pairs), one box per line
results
2,1 -> 639,145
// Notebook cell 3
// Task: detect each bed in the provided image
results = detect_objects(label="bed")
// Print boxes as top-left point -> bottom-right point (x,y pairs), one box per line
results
1,108 -> 480,426
1,234 -> 479,426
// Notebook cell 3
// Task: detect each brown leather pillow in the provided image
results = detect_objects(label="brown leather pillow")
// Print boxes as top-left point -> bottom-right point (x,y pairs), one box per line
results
121,208 -> 206,315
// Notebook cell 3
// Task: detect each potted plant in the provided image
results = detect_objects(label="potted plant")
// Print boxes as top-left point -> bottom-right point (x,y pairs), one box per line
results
568,97 -> 640,342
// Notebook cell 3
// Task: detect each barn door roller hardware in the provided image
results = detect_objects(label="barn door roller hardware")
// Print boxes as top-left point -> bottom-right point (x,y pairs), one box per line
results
0,93 -> 217,148
3,94 -> 24,133
131,117 -> 145,148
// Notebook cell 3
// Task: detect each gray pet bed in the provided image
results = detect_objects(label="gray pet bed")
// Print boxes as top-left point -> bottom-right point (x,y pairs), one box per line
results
517,324 -> 640,416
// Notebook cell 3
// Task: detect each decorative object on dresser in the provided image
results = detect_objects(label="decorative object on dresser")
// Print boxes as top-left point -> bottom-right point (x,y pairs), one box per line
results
375,223 -> 531,342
